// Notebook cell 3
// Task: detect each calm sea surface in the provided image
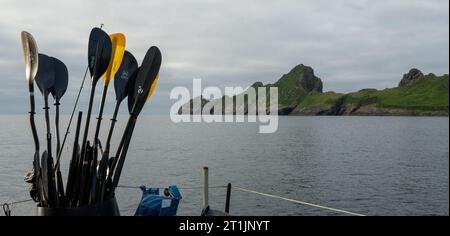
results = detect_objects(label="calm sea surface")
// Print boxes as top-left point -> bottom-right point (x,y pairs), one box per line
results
0,115 -> 448,216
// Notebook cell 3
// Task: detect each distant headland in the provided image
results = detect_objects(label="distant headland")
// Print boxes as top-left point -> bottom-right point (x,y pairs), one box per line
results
179,65 -> 449,116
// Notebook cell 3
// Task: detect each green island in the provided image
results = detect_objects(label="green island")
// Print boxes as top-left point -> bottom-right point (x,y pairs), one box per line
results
180,65 -> 449,116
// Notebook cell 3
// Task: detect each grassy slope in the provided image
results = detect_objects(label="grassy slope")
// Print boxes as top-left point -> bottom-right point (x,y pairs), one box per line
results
376,75 -> 449,111
298,91 -> 343,107
347,74 -> 449,111
294,74 -> 449,114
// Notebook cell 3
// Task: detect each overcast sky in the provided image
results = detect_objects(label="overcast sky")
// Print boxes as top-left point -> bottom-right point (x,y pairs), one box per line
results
0,0 -> 448,114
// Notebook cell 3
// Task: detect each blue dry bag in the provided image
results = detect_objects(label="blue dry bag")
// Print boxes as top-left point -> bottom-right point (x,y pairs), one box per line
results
134,185 -> 182,216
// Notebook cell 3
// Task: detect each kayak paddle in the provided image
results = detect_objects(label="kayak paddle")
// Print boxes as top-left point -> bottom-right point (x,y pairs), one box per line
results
110,46 -> 162,191
34,53 -> 57,207
77,27 -> 112,206
90,33 -> 125,203
97,50 -> 138,202
20,31 -> 42,204
50,57 -> 69,206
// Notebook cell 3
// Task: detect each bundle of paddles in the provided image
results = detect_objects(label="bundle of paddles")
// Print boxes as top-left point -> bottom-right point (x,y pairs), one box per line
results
20,27 -> 162,210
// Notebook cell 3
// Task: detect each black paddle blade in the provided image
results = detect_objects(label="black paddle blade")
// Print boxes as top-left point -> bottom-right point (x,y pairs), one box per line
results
51,57 -> 69,100
114,50 -> 138,103
129,46 -> 162,115
127,67 -> 139,113
88,27 -> 112,83
35,54 -> 55,95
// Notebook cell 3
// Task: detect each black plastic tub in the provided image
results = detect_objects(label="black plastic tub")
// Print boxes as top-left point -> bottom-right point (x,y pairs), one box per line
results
36,197 -> 120,216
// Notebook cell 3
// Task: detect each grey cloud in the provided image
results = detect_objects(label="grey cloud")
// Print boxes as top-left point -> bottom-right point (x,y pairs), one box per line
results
0,0 -> 448,114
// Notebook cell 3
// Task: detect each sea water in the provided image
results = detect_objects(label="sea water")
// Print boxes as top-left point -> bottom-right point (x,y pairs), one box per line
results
0,115 -> 448,216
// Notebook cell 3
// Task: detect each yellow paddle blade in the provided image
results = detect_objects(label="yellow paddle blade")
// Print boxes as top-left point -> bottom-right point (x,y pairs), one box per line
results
146,73 -> 159,101
102,33 -> 126,85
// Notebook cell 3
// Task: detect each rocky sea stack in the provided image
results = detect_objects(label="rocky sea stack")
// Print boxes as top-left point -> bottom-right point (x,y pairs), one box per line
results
399,68 -> 425,87
270,64 -> 323,114
276,64 -> 323,93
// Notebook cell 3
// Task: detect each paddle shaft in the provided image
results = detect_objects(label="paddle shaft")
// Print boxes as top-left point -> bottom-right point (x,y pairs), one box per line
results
112,115 -> 137,190
66,111 -> 82,206
96,101 -> 120,202
105,102 -> 120,151
74,35 -> 102,205
28,83 -> 42,205
89,84 -> 109,204
107,114 -> 132,182
79,81 -> 96,165
54,99 -> 65,206
93,85 -> 109,149
43,93 -> 58,207
55,100 -> 60,158
43,93 -> 52,158
28,83 -> 40,156
54,66 -> 89,171
103,114 -> 134,199
77,81 -> 97,205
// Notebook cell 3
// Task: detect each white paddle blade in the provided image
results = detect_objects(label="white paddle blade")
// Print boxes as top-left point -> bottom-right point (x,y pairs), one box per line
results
20,31 -> 39,84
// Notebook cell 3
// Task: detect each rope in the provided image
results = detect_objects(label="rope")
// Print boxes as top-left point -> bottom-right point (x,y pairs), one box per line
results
233,186 -> 366,216
117,185 -> 227,190
2,199 -> 34,216
7,199 -> 33,205
3,185 -> 365,216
